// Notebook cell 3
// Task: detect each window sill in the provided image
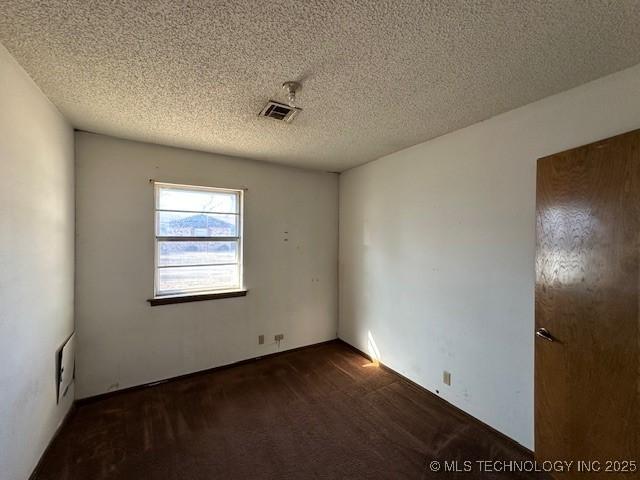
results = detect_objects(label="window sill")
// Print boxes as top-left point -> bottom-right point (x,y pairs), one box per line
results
147,289 -> 247,306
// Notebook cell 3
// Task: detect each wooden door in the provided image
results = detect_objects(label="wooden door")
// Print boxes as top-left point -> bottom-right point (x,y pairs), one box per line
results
535,130 -> 640,478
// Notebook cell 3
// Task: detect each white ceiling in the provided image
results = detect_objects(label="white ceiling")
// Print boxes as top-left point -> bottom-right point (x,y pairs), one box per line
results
2,1 -> 640,172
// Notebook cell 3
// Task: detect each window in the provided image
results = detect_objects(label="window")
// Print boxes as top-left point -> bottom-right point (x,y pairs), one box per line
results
153,182 -> 243,298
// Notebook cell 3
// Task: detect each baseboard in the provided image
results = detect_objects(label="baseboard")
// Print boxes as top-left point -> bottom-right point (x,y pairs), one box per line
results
336,338 -> 534,458
77,338 -> 339,405
29,337 -> 531,479
28,403 -> 77,480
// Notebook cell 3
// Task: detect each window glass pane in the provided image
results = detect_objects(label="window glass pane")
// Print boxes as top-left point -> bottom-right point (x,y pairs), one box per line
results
158,187 -> 237,213
157,264 -> 240,294
157,211 -> 238,237
158,241 -> 238,266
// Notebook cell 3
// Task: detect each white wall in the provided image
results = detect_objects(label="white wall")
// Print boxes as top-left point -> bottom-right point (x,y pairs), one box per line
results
0,44 -> 75,480
339,63 -> 640,449
75,133 -> 338,398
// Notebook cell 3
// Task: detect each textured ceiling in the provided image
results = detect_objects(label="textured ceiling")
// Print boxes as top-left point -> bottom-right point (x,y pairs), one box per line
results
2,1 -> 640,171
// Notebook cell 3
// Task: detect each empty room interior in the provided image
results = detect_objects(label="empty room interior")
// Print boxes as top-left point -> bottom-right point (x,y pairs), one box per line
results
1,1 -> 640,479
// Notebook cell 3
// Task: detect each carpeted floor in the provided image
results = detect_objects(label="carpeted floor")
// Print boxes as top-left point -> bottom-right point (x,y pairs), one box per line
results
33,340 -> 544,479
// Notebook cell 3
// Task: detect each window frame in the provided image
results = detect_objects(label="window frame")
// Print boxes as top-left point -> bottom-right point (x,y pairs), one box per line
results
152,181 -> 245,300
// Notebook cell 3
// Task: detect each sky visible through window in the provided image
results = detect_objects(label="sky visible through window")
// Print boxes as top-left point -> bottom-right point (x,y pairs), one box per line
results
155,184 -> 242,296
158,188 -> 237,213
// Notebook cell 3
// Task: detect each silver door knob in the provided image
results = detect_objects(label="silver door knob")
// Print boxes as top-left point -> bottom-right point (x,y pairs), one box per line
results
536,328 -> 554,342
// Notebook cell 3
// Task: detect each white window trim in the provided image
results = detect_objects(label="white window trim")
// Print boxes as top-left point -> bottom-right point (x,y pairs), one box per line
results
152,181 -> 245,299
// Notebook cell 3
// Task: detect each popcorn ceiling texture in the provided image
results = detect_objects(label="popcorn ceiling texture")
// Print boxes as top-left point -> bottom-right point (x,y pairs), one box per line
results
1,1 -> 640,171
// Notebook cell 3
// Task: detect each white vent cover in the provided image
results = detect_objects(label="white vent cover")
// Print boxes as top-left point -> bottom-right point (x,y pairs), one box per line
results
259,100 -> 301,123
57,332 -> 76,403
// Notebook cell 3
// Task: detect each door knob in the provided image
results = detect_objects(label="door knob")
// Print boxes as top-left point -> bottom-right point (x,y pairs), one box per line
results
536,328 -> 554,342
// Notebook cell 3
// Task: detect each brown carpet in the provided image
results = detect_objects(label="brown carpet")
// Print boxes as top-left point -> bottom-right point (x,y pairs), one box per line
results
33,341 -> 544,479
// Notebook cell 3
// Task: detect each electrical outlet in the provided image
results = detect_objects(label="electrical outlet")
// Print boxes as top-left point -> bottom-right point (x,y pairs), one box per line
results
443,371 -> 451,386
274,334 -> 284,341
258,335 -> 264,345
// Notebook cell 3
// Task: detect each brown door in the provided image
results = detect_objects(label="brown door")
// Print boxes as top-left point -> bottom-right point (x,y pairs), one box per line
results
535,130 -> 640,478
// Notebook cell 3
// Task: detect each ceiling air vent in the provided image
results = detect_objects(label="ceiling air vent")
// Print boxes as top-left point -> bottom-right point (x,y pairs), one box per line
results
259,100 -> 301,123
